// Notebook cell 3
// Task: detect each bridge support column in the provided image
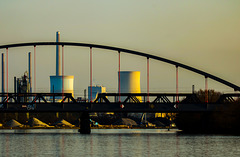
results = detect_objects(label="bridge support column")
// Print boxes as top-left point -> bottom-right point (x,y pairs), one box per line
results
118,51 -> 121,102
62,45 -> 64,100
6,48 -> 8,102
205,77 -> 208,103
90,47 -> 93,102
34,45 -> 36,92
147,57 -> 150,102
79,112 -> 91,134
176,66 -> 179,103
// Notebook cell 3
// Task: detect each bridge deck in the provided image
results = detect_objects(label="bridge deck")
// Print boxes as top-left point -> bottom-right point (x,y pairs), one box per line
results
0,93 -> 238,113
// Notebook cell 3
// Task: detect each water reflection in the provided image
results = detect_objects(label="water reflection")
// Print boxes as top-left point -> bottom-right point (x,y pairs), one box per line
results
0,130 -> 240,157
118,135 -> 122,157
5,134 -> 9,157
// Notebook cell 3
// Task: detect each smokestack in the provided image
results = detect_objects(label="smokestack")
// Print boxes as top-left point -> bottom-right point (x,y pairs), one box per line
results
56,31 -> 61,76
28,52 -> 32,93
2,53 -> 5,93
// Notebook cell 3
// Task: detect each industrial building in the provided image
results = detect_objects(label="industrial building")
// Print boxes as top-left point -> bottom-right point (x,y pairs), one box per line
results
88,85 -> 106,101
50,75 -> 74,95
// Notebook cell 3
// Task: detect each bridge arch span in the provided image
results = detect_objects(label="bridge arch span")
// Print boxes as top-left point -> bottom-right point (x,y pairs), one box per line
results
0,42 -> 239,91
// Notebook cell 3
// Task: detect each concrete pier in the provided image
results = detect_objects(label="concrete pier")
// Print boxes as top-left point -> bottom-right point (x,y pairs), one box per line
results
79,112 -> 91,134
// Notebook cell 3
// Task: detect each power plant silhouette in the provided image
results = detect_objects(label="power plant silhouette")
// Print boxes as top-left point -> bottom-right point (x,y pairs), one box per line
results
1,32 -> 142,102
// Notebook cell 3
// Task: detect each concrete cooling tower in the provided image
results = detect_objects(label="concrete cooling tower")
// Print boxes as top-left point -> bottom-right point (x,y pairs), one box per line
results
50,75 -> 74,97
118,71 -> 141,102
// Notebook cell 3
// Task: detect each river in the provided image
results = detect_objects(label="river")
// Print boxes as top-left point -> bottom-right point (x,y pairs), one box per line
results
0,129 -> 240,157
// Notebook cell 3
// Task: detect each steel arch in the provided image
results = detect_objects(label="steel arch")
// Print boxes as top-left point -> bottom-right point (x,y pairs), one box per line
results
0,42 -> 239,91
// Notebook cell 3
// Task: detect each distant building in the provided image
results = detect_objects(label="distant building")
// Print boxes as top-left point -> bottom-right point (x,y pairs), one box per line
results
88,85 -> 106,101
16,72 -> 30,102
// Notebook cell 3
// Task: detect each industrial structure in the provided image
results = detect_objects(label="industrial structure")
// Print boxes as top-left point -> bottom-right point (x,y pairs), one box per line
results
56,31 -> 61,76
118,71 -> 141,102
1,53 -> 5,94
88,85 -> 106,102
118,71 -> 142,117
49,32 -> 74,99
15,72 -> 30,102
28,52 -> 32,93
50,75 -> 74,96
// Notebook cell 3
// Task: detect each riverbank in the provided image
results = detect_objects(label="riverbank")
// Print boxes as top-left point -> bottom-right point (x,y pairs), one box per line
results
0,128 -> 178,134
0,125 -> 175,130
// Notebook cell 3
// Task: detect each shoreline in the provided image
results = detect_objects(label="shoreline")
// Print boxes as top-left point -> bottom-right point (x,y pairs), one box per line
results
0,128 -> 178,134
0,126 -> 175,130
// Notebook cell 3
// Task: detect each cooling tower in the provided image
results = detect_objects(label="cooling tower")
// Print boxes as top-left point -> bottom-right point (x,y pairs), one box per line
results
50,75 -> 74,97
118,71 -> 141,102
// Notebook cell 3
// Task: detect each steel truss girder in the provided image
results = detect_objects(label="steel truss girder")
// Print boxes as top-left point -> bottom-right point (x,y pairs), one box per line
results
0,93 -> 239,113
216,94 -> 240,104
95,93 -> 200,104
152,96 -> 171,103
0,93 -> 76,104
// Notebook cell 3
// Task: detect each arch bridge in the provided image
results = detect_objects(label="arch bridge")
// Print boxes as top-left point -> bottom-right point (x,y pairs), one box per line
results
0,42 -> 239,113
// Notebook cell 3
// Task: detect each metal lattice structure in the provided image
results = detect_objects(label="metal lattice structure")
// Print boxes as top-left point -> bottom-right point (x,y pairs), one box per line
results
0,93 -> 239,113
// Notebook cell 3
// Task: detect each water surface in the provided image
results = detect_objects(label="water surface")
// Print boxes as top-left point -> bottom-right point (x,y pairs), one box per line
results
0,129 -> 239,157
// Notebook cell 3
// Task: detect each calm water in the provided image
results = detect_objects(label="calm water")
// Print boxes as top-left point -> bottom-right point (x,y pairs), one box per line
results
0,129 -> 240,157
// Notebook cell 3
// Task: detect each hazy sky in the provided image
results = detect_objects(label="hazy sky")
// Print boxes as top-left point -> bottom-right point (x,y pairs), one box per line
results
0,0 -> 240,96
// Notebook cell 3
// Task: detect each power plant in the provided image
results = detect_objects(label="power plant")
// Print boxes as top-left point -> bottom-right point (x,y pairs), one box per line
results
0,32 -> 143,103
50,31 -> 74,98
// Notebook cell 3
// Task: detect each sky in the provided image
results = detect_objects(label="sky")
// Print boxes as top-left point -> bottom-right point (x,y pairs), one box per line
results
0,0 -> 240,97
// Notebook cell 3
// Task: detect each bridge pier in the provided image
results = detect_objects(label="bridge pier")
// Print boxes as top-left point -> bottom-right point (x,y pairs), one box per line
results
78,112 -> 91,134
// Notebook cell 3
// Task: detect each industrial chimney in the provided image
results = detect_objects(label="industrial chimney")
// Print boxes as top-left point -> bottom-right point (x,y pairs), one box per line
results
2,53 -> 5,94
28,52 -> 32,93
56,31 -> 61,76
